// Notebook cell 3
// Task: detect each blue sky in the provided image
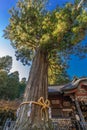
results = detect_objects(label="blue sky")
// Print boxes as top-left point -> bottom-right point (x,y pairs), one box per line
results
0,0 -> 87,80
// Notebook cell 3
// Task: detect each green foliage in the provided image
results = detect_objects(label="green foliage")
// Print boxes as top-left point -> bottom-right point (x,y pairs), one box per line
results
0,56 -> 27,100
0,63 -> 27,100
4,0 -> 87,83
0,70 -> 8,99
0,55 -> 27,100
48,54 -> 70,85
0,56 -> 19,100
19,77 -> 27,97
7,71 -> 20,99
4,0 -> 48,64
0,70 -> 20,100
48,66 -> 70,85
0,56 -> 12,72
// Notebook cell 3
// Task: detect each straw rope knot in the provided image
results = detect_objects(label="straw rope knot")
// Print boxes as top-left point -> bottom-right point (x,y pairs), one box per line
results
17,97 -> 50,121
37,97 -> 50,120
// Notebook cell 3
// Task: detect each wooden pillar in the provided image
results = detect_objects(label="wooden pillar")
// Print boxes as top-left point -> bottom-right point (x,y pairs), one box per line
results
74,96 -> 87,130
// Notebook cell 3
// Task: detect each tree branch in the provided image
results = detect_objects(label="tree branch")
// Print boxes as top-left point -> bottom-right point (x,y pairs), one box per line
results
77,0 -> 84,9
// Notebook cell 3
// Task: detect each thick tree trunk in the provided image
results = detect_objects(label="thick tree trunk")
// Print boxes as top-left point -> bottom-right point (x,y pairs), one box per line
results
13,49 -> 51,130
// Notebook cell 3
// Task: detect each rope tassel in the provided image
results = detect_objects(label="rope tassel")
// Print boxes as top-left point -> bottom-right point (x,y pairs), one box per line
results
49,107 -> 52,119
27,101 -> 32,117
16,107 -> 20,117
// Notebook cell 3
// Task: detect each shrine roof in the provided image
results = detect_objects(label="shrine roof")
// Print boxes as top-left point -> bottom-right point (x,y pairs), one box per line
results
48,77 -> 87,94
61,77 -> 87,92
48,85 -> 64,94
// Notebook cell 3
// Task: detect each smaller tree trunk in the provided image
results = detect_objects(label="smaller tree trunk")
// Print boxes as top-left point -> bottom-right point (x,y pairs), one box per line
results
13,49 -> 53,130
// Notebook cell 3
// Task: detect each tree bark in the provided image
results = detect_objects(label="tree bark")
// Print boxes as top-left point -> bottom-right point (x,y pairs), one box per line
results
13,49 -> 51,130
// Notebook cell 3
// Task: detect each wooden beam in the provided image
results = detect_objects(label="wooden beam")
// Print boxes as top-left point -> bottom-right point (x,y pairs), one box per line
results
74,96 -> 87,130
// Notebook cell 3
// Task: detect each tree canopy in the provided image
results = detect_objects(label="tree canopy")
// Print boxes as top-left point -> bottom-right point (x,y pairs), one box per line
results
4,0 -> 87,81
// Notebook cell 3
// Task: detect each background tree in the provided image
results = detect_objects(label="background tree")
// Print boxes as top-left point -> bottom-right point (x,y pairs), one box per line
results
7,71 -> 20,100
19,77 -> 27,97
0,56 -> 20,100
0,70 -> 20,100
0,70 -> 8,99
4,0 -> 87,129
0,55 -> 12,100
0,55 -> 12,73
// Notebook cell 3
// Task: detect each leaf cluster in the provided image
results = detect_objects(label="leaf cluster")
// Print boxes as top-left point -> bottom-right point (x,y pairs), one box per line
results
0,56 -> 12,73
